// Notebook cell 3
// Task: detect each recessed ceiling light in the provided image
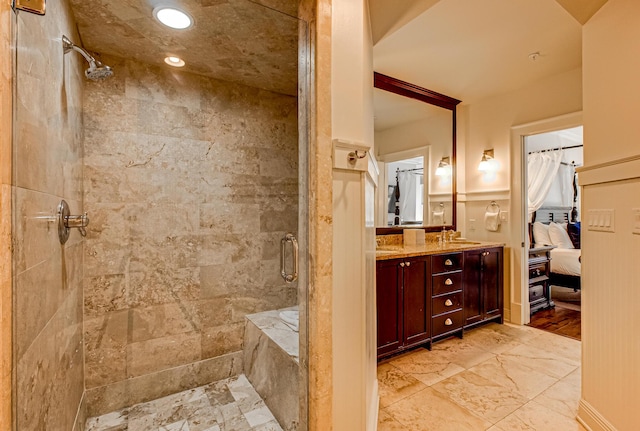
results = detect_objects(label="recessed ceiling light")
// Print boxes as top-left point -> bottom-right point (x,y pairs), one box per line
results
153,7 -> 193,29
164,56 -> 185,67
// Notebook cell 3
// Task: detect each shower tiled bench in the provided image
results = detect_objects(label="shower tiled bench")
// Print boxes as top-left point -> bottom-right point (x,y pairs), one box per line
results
244,307 -> 299,431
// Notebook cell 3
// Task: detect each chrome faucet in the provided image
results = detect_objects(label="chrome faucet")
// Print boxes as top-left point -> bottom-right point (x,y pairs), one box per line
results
448,230 -> 456,242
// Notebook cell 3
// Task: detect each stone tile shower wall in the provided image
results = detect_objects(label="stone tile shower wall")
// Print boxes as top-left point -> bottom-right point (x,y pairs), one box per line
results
12,2 -> 86,430
83,57 -> 298,415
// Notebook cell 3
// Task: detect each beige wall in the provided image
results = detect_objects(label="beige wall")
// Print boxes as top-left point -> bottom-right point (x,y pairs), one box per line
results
377,110 -> 452,195
331,0 -> 377,429
0,1 -> 13,430
461,67 -> 583,196
82,56 -> 298,416
458,67 -> 583,323
578,1 -> 640,430
12,2 -> 86,430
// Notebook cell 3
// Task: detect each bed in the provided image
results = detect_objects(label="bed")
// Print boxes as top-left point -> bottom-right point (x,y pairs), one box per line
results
530,208 -> 581,291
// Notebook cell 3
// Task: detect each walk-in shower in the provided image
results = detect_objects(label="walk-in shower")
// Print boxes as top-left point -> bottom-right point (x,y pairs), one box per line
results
11,1 -> 308,429
62,35 -> 113,80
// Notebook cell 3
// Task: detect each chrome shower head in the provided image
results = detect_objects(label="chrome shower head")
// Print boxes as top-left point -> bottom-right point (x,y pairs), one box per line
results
62,35 -> 113,81
85,62 -> 113,81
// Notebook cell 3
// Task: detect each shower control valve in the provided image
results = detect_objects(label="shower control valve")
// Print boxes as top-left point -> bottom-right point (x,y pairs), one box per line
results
57,200 -> 90,244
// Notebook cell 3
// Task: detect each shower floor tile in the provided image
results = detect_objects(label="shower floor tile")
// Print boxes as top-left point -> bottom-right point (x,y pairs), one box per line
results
85,375 -> 283,431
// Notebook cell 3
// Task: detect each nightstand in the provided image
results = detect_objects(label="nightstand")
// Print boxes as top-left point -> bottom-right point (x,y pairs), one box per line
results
528,245 -> 555,315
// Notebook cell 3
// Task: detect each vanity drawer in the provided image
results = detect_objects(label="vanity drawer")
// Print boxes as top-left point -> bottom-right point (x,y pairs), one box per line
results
432,310 -> 463,337
432,292 -> 463,316
529,284 -> 546,302
432,253 -> 463,274
432,272 -> 462,296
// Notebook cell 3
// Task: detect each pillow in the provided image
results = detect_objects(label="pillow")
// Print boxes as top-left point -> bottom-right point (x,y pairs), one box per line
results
532,222 -> 552,246
567,222 -> 581,249
548,222 -> 575,249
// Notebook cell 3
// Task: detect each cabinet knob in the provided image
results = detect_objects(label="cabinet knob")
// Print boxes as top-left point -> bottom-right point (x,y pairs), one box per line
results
444,318 -> 453,326
482,251 -> 489,257
444,299 -> 453,307
444,259 -> 453,266
406,261 -> 411,267
399,262 -> 405,267
445,278 -> 453,285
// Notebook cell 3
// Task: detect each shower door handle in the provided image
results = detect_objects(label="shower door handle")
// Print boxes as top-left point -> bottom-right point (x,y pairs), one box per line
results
281,233 -> 298,283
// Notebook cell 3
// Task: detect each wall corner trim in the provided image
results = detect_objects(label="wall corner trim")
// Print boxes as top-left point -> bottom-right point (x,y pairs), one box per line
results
577,154 -> 640,186
577,399 -> 618,431
458,189 -> 510,202
366,380 -> 379,431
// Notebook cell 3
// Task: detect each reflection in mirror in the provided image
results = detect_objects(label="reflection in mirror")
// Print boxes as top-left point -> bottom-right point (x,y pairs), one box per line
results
386,156 -> 424,226
374,73 -> 461,233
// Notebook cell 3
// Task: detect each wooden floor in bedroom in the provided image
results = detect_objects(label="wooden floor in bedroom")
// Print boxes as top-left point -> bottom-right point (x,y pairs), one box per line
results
528,305 -> 581,341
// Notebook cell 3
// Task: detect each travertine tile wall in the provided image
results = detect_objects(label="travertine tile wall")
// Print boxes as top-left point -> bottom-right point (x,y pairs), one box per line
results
0,1 -> 14,430
297,0 -> 334,429
12,2 -> 86,430
82,56 -> 298,415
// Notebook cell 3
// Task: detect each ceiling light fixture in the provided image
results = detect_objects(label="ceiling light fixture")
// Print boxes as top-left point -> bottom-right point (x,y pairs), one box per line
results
528,51 -> 541,62
478,149 -> 494,172
153,7 -> 193,29
164,56 -> 185,67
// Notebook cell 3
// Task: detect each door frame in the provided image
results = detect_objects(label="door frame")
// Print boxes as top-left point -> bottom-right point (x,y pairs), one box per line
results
509,111 -> 582,325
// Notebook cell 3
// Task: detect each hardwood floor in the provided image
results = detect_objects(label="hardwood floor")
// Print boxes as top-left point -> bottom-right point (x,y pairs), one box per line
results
528,306 -> 581,341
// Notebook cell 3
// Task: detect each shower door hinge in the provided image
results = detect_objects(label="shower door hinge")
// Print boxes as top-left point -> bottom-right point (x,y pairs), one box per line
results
13,0 -> 46,15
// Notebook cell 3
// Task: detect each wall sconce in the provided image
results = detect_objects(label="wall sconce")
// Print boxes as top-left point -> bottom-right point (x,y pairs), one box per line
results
435,156 -> 451,176
478,149 -> 494,172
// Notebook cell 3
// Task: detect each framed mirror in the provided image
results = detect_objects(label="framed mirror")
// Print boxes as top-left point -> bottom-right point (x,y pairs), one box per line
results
374,72 -> 461,234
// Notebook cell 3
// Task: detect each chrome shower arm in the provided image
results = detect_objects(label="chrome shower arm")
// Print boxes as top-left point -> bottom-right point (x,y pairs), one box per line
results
62,35 -> 97,66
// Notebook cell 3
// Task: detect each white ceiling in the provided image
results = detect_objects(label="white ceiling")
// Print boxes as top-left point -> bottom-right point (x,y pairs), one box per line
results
372,0 -> 584,105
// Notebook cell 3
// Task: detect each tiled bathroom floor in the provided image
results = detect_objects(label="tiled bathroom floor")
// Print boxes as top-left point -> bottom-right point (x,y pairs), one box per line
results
85,375 -> 283,431
378,322 -> 587,431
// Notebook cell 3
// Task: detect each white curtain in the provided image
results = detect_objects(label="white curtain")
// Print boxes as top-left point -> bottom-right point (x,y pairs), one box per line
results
398,171 -> 418,222
527,151 -> 563,218
558,163 -> 574,208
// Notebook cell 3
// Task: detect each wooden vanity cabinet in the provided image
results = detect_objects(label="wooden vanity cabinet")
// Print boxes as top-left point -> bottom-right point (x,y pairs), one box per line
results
463,247 -> 504,328
431,253 -> 464,340
376,246 -> 504,359
376,256 -> 431,358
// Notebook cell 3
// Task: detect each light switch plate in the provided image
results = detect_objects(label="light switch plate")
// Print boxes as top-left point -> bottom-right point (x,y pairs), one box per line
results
499,210 -> 509,222
633,208 -> 640,235
587,209 -> 615,232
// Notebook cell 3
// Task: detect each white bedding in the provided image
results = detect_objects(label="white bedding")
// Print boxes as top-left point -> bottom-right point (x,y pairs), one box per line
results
550,248 -> 581,276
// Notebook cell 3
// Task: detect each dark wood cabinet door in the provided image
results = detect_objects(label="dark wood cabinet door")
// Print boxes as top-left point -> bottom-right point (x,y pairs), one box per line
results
482,247 -> 503,319
402,256 -> 431,347
463,250 -> 483,326
376,259 -> 403,356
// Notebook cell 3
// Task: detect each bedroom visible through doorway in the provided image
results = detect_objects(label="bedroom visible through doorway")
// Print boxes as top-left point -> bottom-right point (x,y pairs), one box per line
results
525,126 -> 583,333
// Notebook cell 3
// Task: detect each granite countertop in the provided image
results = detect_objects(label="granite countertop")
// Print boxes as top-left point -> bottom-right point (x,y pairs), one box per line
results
375,240 -> 505,261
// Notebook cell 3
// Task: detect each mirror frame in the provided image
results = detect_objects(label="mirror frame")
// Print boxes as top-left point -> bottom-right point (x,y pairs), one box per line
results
374,72 -> 461,234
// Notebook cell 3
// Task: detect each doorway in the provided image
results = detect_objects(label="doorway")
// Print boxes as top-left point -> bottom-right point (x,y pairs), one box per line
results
509,112 -> 582,326
525,127 -> 583,340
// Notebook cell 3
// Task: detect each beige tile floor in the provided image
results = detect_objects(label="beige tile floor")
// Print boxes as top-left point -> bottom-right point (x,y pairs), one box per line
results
378,323 -> 588,431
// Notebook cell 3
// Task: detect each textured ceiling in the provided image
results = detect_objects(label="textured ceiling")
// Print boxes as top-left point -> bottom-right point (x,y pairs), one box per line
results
68,0 -> 299,95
